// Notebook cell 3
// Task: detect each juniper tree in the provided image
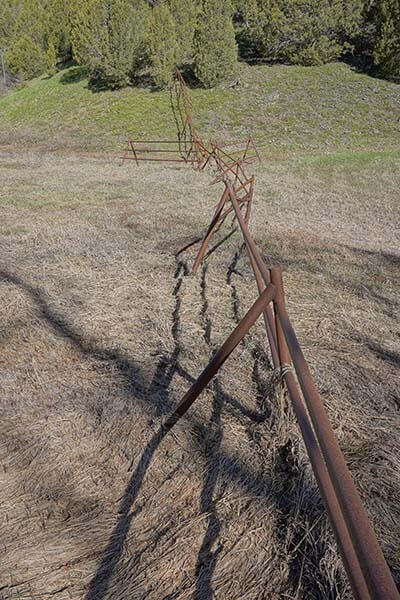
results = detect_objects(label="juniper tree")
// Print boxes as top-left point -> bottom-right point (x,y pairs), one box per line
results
242,0 -> 365,65
194,0 -> 238,87
7,31 -> 46,77
148,2 -> 178,87
168,0 -> 198,65
373,0 -> 400,78
71,0 -> 150,88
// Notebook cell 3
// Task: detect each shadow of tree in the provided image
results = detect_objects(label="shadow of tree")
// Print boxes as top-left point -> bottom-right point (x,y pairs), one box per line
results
59,66 -> 88,85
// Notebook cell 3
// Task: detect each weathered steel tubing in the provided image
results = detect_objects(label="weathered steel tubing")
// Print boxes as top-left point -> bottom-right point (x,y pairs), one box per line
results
249,135 -> 261,162
163,283 -> 277,430
192,188 -> 229,274
233,177 -> 253,195
218,196 -> 249,222
216,147 -> 248,182
129,142 -> 139,166
128,140 -> 181,144
274,300 -> 400,600
280,367 -> 372,599
242,137 -> 251,162
120,157 -> 194,163
270,267 -> 291,368
134,148 -> 191,153
226,181 -> 272,289
210,159 -> 243,186
227,182 -> 279,368
269,266 -> 373,599
244,176 -> 255,225
246,246 -> 279,369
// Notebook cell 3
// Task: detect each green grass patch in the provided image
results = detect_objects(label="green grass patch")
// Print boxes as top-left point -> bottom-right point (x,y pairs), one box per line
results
0,62 -> 399,154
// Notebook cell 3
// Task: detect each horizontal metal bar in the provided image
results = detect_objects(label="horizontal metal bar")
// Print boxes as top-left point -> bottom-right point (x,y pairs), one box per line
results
120,157 -> 194,163
275,302 -> 400,600
131,148 -> 191,153
128,140 -> 181,144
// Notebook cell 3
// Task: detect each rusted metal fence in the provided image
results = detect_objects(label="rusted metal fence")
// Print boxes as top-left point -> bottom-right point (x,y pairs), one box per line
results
164,179 -> 400,600
120,69 -> 260,171
122,69 -> 400,600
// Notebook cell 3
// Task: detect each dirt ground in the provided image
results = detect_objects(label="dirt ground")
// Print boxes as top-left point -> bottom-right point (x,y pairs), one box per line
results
0,149 -> 399,599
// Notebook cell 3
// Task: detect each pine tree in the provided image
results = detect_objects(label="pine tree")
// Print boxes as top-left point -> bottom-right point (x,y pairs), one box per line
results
194,0 -> 238,87
168,0 -> 198,65
148,2 -> 178,87
373,0 -> 400,78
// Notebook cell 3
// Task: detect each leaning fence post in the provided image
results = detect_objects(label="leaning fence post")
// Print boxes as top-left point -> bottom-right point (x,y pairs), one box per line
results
270,267 -> 292,372
163,283 -> 277,431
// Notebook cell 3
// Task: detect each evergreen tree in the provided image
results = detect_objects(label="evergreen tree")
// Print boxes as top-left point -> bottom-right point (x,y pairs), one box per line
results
46,36 -> 57,74
7,31 -> 46,77
194,0 -> 238,87
148,2 -> 178,87
71,0 -> 150,88
168,0 -> 198,65
243,0 -> 365,65
373,0 -> 400,78
12,0 -> 47,48
44,0 -> 73,64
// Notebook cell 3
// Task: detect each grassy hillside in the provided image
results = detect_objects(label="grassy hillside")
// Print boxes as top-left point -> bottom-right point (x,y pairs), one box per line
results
0,62 -> 399,154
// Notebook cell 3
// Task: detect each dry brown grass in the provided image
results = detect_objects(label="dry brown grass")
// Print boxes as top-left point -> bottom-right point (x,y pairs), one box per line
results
0,149 -> 399,599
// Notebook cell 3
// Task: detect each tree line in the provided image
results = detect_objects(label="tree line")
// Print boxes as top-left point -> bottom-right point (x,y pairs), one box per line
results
0,0 -> 399,89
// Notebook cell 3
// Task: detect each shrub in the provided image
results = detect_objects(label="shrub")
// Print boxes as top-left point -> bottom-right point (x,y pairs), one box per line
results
194,0 -> 238,87
7,32 -> 46,78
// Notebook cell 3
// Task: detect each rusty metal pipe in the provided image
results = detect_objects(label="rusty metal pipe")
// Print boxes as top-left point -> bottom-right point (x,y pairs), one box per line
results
275,300 -> 400,600
227,182 -> 279,368
192,188 -> 229,274
226,181 -> 272,289
281,368 -> 372,600
120,157 -> 194,163
133,149 -> 192,153
270,267 -> 291,369
163,283 -> 277,430
128,139 -> 183,144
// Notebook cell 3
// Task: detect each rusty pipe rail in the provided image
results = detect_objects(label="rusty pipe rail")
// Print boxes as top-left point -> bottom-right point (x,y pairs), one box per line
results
163,283 -> 277,430
274,296 -> 400,600
224,182 -> 399,600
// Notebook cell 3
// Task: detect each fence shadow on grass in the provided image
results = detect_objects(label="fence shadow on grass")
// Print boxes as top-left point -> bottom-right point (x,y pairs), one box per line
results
0,266 -> 335,600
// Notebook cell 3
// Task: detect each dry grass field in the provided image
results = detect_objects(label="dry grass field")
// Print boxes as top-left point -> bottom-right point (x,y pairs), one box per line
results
0,147 -> 399,599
